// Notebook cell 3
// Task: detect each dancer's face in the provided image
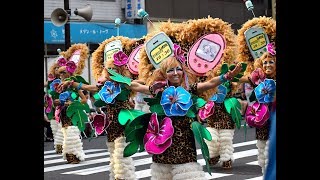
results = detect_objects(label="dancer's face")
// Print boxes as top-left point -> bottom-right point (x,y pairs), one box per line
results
54,66 -> 60,78
262,58 -> 276,78
58,66 -> 71,81
166,66 -> 183,86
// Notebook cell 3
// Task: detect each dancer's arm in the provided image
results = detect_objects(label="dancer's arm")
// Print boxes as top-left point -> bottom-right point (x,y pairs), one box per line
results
197,63 -> 242,93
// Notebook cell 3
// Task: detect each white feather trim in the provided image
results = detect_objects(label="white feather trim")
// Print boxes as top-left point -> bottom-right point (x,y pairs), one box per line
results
172,162 -> 206,180
205,127 -> 220,158
62,126 -> 85,161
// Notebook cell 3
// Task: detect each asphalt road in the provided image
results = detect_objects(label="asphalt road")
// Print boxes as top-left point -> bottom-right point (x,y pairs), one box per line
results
44,125 -> 263,180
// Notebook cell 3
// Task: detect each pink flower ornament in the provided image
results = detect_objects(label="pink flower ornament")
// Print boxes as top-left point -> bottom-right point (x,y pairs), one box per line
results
144,113 -> 174,154
250,68 -> 266,85
44,94 -> 53,113
66,61 -> 77,74
57,57 -> 67,66
92,114 -> 110,135
267,43 -> 276,56
198,101 -> 215,121
47,73 -> 55,81
173,44 -> 186,64
54,106 -> 61,123
245,101 -> 270,128
113,51 -> 129,66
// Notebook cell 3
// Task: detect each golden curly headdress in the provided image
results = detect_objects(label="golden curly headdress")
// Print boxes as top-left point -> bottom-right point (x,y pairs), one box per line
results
58,43 -> 89,75
180,16 -> 238,100
236,16 -> 276,76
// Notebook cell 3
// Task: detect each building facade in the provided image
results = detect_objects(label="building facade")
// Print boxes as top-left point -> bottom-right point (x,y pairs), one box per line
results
44,0 -> 275,84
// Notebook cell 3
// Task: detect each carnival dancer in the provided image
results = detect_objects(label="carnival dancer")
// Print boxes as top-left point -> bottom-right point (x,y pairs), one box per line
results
236,16 -> 276,174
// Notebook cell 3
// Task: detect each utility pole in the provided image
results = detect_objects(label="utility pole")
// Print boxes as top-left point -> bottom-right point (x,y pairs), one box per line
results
64,0 -> 71,49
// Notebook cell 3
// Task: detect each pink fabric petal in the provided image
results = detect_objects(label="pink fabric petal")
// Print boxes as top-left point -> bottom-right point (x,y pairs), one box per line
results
173,44 -> 186,64
251,68 -> 266,85
113,51 -> 129,66
245,102 -> 270,128
154,117 -> 174,145
47,74 -> 55,81
245,115 -> 256,127
92,114 -> 107,135
58,58 -> 67,66
145,138 -> 172,154
267,43 -> 276,55
54,106 -> 61,123
255,105 -> 270,127
45,95 -> 53,113
148,113 -> 159,134
66,61 -> 76,74
144,113 -> 159,144
251,101 -> 261,111
198,101 -> 215,120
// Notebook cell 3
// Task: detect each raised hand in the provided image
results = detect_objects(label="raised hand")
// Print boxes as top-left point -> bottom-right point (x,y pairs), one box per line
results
226,63 -> 242,80
151,81 -> 167,94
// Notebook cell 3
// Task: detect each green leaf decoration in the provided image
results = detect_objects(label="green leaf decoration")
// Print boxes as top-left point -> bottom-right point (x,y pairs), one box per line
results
235,73 -> 244,79
224,98 -> 242,129
240,63 -> 247,72
47,80 -> 53,88
47,110 -> 54,120
89,129 -> 96,142
107,68 -> 132,86
115,86 -> 130,101
123,113 -> 151,157
144,92 -> 162,105
49,91 -> 60,100
94,99 -> 107,107
71,92 -> 78,100
249,92 -> 256,102
186,109 -> 196,118
64,77 -> 73,81
118,109 -> 145,125
220,63 -> 228,75
93,93 -> 101,100
66,101 -> 89,132
191,121 -> 212,175
82,103 -> 90,113
125,125 -> 144,142
224,97 -> 239,113
74,75 -> 89,84
150,104 -> 165,115
232,77 -> 240,82
229,64 -> 236,71
124,140 -> 139,157
195,97 -> 206,109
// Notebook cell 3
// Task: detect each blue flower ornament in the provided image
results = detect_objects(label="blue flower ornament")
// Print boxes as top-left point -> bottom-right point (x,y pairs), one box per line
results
59,91 -> 71,105
98,81 -> 121,104
254,79 -> 276,103
50,79 -> 61,92
209,84 -> 227,103
160,86 -> 193,116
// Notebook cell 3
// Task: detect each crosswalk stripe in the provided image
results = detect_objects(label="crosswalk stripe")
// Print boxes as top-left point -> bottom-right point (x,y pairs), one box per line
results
44,149 -> 106,159
134,169 -> 233,179
246,161 -> 258,165
45,149 -> 149,172
45,140 -> 258,174
61,149 -> 257,176
245,176 -> 263,180
233,140 -> 257,148
44,152 -> 108,165
44,150 -> 56,154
